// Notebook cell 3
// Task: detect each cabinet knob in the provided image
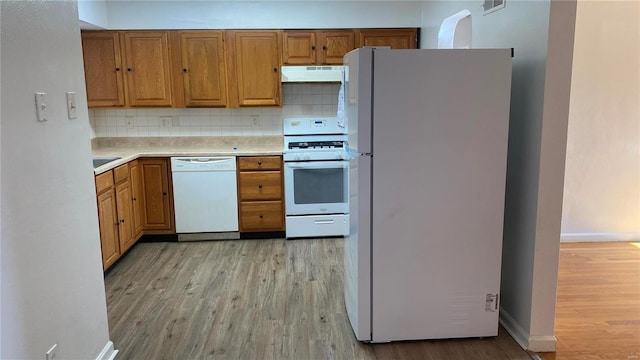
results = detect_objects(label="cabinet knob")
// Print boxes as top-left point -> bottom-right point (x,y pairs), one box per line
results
311,45 -> 316,50
115,67 -> 120,72
162,192 -> 167,196
323,45 -> 327,50
183,68 -> 187,73
127,68 -> 132,72
115,222 -> 120,226
257,161 -> 262,165
259,214 -> 264,219
258,184 -> 263,189
132,197 -> 136,201
273,68 -> 278,73
120,219 -> 125,224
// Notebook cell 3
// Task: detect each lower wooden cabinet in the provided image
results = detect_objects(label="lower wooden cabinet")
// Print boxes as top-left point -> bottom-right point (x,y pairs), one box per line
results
95,158 -> 173,270
95,164 -> 139,270
237,156 -> 284,233
97,187 -> 120,269
139,158 -> 174,232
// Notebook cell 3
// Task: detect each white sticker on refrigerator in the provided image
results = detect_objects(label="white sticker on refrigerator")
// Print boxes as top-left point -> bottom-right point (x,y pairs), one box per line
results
486,293 -> 499,312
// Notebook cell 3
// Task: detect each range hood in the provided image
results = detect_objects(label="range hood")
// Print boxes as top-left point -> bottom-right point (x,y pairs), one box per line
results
281,65 -> 344,83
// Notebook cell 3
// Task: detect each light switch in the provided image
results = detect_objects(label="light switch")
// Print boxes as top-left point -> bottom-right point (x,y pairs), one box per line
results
66,92 -> 77,119
35,92 -> 48,122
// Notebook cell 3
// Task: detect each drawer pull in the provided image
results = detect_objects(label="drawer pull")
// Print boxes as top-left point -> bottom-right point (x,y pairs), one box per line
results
259,214 -> 264,219
258,184 -> 263,189
257,160 -> 262,165
314,220 -> 335,225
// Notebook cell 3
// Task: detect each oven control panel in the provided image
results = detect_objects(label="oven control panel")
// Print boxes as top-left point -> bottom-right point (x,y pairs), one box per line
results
284,117 -> 346,136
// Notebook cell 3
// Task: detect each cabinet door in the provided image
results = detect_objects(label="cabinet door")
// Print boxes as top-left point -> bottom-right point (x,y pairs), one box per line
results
81,32 -> 125,107
97,189 -> 120,270
357,29 -> 417,49
230,31 -> 281,106
282,31 -> 316,65
318,30 -> 355,65
116,181 -> 135,254
122,31 -> 173,107
180,31 -> 227,107
129,160 -> 144,238
140,159 -> 173,231
238,172 -> 283,201
239,201 -> 284,232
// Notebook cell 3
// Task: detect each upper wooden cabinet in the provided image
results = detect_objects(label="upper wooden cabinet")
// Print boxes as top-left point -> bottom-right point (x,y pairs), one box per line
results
81,32 -> 125,107
122,31 -> 174,107
226,30 -> 281,107
178,31 -> 228,107
356,28 -> 418,49
282,30 -> 355,65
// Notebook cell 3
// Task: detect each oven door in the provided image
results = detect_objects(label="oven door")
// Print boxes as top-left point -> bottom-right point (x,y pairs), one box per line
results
284,160 -> 349,215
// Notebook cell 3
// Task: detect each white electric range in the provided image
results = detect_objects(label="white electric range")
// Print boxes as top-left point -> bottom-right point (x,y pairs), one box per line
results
283,117 -> 349,238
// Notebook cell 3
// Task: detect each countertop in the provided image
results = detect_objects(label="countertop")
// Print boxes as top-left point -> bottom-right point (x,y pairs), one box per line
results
92,136 -> 284,175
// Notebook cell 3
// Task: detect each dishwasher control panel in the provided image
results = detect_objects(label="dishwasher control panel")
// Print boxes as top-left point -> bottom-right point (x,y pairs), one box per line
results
171,157 -> 236,172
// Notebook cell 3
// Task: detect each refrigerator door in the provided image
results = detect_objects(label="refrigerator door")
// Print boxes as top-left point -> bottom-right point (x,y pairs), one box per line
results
369,49 -> 512,341
345,48 -> 373,155
344,154 -> 372,341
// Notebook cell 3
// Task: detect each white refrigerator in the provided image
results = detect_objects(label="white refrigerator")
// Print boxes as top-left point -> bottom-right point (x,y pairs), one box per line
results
343,48 -> 512,342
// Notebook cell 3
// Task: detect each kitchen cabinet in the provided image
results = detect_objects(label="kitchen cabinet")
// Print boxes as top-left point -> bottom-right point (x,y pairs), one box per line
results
237,156 -> 284,232
226,30 -> 282,107
96,172 -> 120,270
178,31 -> 228,107
356,28 -> 418,49
114,164 -> 136,254
282,30 -> 355,65
129,160 -> 144,239
81,32 -> 125,107
122,31 -> 174,107
139,158 -> 174,232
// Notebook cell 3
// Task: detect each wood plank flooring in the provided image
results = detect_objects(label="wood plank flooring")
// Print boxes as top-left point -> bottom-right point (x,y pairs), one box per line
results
105,238 -> 532,360
538,242 -> 640,360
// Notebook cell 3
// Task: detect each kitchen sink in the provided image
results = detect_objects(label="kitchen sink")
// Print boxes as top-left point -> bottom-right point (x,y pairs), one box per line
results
93,157 -> 121,168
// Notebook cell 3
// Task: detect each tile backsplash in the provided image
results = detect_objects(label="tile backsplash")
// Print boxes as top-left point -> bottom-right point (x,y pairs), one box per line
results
89,83 -> 340,138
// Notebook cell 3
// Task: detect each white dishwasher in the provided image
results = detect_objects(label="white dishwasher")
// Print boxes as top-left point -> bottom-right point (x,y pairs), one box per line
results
171,157 -> 239,240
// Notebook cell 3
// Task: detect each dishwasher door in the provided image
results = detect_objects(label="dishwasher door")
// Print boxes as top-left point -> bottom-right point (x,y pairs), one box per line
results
171,157 -> 239,236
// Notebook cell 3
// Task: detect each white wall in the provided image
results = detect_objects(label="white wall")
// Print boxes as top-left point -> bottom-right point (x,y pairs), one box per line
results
101,0 -> 422,29
1,1 -> 113,359
561,0 -> 640,242
78,0 -> 108,29
421,0 -> 576,352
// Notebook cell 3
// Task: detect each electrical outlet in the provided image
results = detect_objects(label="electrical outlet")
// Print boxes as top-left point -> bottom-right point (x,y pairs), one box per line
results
45,344 -> 58,360
159,116 -> 172,128
251,115 -> 260,126
125,116 -> 135,129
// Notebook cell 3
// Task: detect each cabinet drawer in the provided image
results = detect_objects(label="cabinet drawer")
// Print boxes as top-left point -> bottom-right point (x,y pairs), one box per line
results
114,163 -> 129,183
95,171 -> 114,194
238,171 -> 282,200
237,156 -> 282,171
239,201 -> 284,232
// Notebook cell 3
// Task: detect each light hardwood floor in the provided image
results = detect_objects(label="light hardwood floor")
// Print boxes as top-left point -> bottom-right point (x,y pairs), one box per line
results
538,242 -> 640,360
105,239 -> 532,359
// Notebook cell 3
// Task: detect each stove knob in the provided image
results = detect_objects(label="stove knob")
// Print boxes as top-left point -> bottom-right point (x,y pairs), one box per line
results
304,154 -> 311,161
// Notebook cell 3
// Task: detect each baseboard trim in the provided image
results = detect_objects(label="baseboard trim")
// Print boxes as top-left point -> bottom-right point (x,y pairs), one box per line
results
528,335 -> 557,352
96,341 -> 118,360
561,232 -> 640,242
499,308 -> 529,350
499,308 -> 557,352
